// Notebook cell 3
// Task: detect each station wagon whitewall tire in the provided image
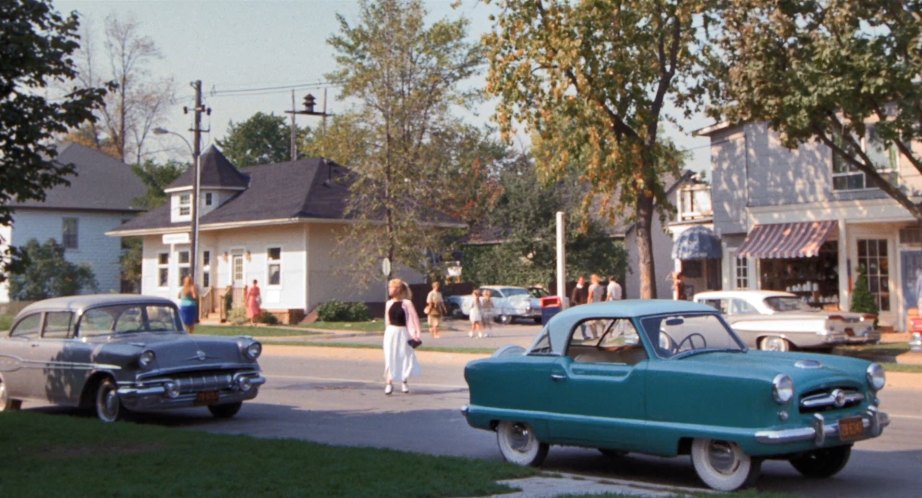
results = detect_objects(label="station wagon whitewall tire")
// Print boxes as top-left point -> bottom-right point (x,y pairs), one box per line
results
0,377 -> 21,412
789,445 -> 851,478
496,421 -> 548,466
690,438 -> 761,491
759,336 -> 790,352
95,378 -> 122,423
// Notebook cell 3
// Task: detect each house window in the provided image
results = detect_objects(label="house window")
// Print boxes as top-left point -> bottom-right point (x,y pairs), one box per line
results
267,247 -> 281,286
178,193 -> 191,216
857,239 -> 890,312
62,218 -> 78,249
177,250 -> 190,286
158,253 -> 169,287
832,124 -> 898,190
202,250 -> 211,288
205,192 -> 214,207
735,256 -> 749,289
233,254 -> 244,283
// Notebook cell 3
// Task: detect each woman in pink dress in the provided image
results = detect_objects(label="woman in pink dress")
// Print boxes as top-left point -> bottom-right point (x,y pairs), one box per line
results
246,279 -> 261,325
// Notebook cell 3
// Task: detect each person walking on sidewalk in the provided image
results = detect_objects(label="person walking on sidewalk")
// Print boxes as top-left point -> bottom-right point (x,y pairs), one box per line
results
469,288 -> 485,338
425,281 -> 447,339
383,278 -> 421,395
481,289 -> 495,337
606,275 -> 622,301
178,275 -> 199,334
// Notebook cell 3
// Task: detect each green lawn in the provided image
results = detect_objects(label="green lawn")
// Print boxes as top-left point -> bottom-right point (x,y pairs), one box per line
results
299,320 -> 384,333
0,412 -> 533,497
882,362 -> 922,373
196,325 -> 320,337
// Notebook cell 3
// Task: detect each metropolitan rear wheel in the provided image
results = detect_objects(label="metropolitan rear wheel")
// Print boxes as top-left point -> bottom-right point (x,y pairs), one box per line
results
208,402 -> 243,419
690,438 -> 761,491
0,378 -> 21,412
95,378 -> 122,423
790,445 -> 851,478
759,336 -> 790,352
496,421 -> 548,467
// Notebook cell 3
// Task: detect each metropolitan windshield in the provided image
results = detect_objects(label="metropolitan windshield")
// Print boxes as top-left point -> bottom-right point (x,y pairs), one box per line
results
78,304 -> 183,337
640,313 -> 745,359
764,296 -> 816,312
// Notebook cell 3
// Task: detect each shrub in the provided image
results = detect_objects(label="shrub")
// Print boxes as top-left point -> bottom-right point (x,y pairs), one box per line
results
317,300 -> 370,322
850,270 -> 879,315
256,311 -> 280,325
228,307 -> 248,325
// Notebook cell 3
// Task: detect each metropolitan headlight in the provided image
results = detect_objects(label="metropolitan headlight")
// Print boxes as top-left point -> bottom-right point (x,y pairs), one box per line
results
772,374 -> 794,404
244,342 -> 262,361
866,363 -> 886,391
139,350 -> 156,369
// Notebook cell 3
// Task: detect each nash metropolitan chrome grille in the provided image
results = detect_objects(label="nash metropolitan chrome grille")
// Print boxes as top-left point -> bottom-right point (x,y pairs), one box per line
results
799,387 -> 864,413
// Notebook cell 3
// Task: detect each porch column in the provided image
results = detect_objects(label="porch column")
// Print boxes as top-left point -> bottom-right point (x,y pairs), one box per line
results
837,219 -> 849,311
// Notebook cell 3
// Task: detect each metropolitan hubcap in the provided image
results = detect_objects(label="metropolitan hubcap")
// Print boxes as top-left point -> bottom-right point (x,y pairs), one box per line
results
509,424 -> 533,453
707,441 -> 741,475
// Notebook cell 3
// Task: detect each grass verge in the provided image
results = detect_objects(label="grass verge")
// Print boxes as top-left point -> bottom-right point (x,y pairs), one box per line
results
196,325 -> 320,337
882,362 -> 922,373
299,320 -> 384,333
266,340 -> 496,355
0,412 -> 533,497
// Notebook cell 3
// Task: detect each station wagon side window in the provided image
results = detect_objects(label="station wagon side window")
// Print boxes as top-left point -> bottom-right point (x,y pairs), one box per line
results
10,313 -> 42,338
566,318 -> 647,365
42,312 -> 74,339
699,298 -> 729,314
730,299 -> 757,315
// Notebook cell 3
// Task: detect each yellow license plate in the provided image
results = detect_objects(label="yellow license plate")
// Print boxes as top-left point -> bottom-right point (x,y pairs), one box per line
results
195,391 -> 219,405
838,416 -> 864,441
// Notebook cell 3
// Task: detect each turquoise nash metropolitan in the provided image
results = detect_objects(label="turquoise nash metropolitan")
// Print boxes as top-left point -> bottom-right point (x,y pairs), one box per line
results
462,300 -> 889,491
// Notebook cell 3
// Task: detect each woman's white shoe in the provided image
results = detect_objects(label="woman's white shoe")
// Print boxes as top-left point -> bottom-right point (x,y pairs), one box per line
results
401,382 -> 409,393
385,384 -> 393,395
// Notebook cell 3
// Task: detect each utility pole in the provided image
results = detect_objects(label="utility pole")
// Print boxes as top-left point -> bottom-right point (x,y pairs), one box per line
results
290,90 -> 297,161
190,80 -> 204,285
285,92 -> 332,161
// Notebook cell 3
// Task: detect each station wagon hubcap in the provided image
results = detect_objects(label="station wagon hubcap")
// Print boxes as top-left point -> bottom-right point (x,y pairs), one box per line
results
707,440 -> 741,474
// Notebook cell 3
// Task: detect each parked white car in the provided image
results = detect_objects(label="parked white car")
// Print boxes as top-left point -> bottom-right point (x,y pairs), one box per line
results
693,290 -> 879,351
445,286 -> 542,324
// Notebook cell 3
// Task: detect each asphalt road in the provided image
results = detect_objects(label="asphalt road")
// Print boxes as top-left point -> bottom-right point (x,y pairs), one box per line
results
116,344 -> 922,498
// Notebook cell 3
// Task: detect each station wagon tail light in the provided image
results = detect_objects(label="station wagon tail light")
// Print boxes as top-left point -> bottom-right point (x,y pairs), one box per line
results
772,374 -> 794,404
244,342 -> 262,360
139,350 -> 156,369
867,363 -> 886,391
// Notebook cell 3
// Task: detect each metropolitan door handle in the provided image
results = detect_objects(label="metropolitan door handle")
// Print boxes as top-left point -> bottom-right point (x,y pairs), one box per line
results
550,373 -> 567,382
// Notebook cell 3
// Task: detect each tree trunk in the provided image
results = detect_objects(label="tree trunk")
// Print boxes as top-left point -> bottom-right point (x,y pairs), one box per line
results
635,193 -> 657,299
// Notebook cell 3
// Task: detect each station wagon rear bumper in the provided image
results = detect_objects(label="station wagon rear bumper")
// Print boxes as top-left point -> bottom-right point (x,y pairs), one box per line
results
754,406 -> 889,445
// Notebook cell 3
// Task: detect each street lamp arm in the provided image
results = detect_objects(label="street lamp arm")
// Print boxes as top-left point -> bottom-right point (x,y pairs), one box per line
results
153,127 -> 193,154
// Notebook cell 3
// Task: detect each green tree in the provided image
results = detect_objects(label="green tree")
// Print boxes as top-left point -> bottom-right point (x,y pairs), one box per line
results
217,112 -> 310,167
484,0 -> 710,298
0,0 -> 109,282
850,270 -> 879,316
711,0 -> 922,220
462,157 -> 628,287
319,0 -> 482,281
9,239 -> 97,300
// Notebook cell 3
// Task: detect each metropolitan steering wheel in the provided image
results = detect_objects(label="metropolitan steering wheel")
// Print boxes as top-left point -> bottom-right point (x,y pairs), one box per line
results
675,332 -> 707,353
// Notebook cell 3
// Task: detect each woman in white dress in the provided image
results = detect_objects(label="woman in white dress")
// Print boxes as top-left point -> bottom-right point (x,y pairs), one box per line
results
469,288 -> 484,338
383,278 -> 421,395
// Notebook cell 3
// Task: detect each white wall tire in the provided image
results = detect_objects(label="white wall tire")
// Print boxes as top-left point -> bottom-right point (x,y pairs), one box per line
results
95,378 -> 122,423
759,336 -> 790,352
496,421 -> 548,466
690,438 -> 761,491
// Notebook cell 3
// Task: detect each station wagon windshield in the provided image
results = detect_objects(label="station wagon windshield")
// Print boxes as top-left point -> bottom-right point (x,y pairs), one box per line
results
640,313 -> 745,359
78,304 -> 182,337
764,296 -> 816,312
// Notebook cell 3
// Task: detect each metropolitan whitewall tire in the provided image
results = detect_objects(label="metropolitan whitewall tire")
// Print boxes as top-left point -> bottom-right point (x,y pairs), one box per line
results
690,438 -> 761,491
496,421 -> 548,467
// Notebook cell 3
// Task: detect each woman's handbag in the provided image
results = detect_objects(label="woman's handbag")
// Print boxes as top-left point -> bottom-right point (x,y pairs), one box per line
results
424,304 -> 432,314
407,338 -> 422,349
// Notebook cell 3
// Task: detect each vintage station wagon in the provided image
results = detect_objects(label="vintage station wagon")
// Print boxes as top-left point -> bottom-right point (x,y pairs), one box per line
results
0,295 -> 265,422
462,300 -> 889,491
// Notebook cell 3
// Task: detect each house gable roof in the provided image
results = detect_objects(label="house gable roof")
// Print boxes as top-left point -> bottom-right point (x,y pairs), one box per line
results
165,145 -> 249,191
12,143 -> 146,212
110,157 -> 354,234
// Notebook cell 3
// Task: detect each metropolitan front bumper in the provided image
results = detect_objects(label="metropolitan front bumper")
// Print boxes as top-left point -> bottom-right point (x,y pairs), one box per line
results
754,406 -> 889,445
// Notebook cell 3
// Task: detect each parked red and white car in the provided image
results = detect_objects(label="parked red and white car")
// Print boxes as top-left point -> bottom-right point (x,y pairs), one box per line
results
693,290 -> 879,352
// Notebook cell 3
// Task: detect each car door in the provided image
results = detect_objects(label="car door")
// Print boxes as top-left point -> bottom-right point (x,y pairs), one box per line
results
2,312 -> 44,399
551,318 -> 649,448
36,311 -> 89,405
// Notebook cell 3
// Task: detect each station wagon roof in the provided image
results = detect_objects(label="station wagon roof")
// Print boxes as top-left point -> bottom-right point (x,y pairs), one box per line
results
16,294 -> 176,318
694,290 -> 794,300
543,299 -> 718,355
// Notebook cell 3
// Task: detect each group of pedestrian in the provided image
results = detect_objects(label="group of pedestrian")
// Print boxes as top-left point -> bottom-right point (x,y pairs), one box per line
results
570,274 -> 622,306
177,278 -> 264,334
466,288 -> 495,339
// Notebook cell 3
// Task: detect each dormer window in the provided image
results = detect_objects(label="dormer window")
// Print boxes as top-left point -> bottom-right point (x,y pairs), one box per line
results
179,194 -> 191,216
205,192 -> 214,207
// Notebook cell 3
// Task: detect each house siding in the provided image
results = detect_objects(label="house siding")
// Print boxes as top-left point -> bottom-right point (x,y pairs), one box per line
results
7,209 -> 129,299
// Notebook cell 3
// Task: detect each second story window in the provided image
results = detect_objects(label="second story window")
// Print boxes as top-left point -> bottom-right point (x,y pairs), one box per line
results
205,192 -> 214,207
178,193 -> 191,216
62,218 -> 78,249
832,124 -> 898,191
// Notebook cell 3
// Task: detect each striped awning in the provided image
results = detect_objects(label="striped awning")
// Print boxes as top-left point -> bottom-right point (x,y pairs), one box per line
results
737,221 -> 837,259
